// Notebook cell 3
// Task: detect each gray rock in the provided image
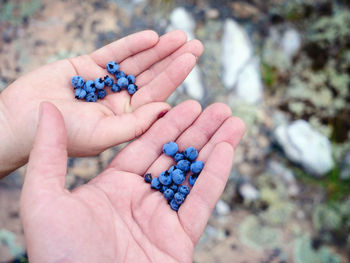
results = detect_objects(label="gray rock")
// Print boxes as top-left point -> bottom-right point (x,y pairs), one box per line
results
221,19 -> 263,104
238,182 -> 259,201
340,151 -> 350,180
281,28 -> 301,59
275,120 -> 334,176
183,65 -> 204,100
168,7 -> 195,40
215,200 -> 231,216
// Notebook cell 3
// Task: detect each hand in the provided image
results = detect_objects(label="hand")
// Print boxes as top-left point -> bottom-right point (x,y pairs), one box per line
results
0,30 -> 203,176
20,101 -> 245,263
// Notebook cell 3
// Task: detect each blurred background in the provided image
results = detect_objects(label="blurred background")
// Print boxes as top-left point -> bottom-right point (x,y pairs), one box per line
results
0,0 -> 349,262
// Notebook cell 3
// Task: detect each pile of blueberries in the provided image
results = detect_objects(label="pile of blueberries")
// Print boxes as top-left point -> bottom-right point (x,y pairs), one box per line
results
144,142 -> 204,212
70,61 -> 138,102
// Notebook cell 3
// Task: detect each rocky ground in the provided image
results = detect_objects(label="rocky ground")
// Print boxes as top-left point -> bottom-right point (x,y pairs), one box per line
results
0,0 -> 349,262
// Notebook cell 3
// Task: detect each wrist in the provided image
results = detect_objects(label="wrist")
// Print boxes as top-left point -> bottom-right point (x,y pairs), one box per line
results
0,94 -> 28,177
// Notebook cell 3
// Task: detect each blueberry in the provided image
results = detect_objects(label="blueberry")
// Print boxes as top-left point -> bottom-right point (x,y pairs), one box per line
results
104,75 -> 114,86
127,84 -> 137,95
190,160 -> 204,174
163,189 -> 174,201
117,77 -> 129,89
174,152 -> 185,162
75,88 -> 87,99
184,146 -> 198,161
115,71 -> 125,79
171,169 -> 185,185
97,89 -> 107,99
151,177 -> 162,190
170,198 -> 180,211
163,142 -> 178,157
111,83 -> 121,92
106,61 -> 119,74
144,173 -> 152,183
94,77 -> 105,89
168,165 -> 177,174
159,171 -> 172,186
127,75 -> 136,84
174,192 -> 185,205
188,174 -> 198,187
178,185 -> 190,196
86,92 -> 98,102
169,183 -> 178,192
160,185 -> 168,193
177,159 -> 191,172
71,75 -> 84,89
84,80 -> 96,93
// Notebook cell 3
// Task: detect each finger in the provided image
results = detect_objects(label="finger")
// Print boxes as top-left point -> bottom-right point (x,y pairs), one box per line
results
22,102 -> 68,197
119,30 -> 187,76
88,102 -> 171,153
89,30 -> 159,67
136,39 -> 204,87
146,103 -> 232,176
108,100 -> 202,174
131,53 -> 197,109
179,142 -> 235,244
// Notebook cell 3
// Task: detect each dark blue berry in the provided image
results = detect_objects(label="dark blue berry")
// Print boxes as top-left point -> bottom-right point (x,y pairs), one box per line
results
75,88 -> 87,99
97,89 -> 107,99
168,165 -> 177,174
189,174 -> 198,187
71,75 -> 84,89
174,192 -> 185,205
172,169 -> 185,185
127,84 -> 137,95
159,171 -> 172,186
127,75 -> 136,84
184,146 -> 198,161
117,77 -> 129,89
169,183 -> 178,192
94,78 -> 105,89
84,80 -> 96,93
151,177 -> 162,190
111,83 -> 121,92
104,75 -> 114,86
86,92 -> 98,102
163,142 -> 178,157
115,71 -> 125,79
178,185 -> 190,196
190,160 -> 204,174
160,185 -> 168,193
170,198 -> 180,211
144,173 -> 152,183
163,189 -> 174,201
106,61 -> 119,74
177,159 -> 191,172
174,152 -> 185,162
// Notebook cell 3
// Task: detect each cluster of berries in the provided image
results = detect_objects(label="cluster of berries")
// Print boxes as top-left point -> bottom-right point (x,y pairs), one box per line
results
144,142 -> 204,212
70,61 -> 137,102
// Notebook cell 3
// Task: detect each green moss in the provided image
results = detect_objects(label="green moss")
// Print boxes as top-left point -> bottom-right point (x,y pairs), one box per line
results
0,0 -> 41,25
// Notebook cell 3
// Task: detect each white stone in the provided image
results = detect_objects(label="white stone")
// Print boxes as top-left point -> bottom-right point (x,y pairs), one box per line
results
235,57 -> 263,104
239,182 -> 259,201
275,120 -> 334,176
281,28 -> 301,58
221,19 -> 263,104
168,7 -> 195,40
215,200 -> 231,216
183,65 -> 204,100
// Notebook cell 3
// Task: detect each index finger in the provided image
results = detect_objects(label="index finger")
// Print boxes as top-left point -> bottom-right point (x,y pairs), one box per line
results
90,30 -> 159,67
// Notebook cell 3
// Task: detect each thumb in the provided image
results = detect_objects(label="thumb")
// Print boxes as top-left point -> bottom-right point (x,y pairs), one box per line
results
22,102 -> 68,198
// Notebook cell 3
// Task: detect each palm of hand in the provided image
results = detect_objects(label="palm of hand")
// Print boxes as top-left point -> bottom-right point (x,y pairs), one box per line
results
0,30 -> 202,158
21,101 -> 245,263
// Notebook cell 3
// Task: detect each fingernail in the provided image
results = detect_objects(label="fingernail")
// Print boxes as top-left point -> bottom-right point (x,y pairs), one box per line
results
157,110 -> 168,119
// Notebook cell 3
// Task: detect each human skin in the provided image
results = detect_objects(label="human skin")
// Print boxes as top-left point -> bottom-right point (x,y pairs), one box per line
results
0,30 -> 203,177
21,101 -> 245,262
